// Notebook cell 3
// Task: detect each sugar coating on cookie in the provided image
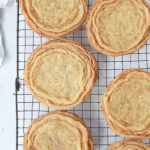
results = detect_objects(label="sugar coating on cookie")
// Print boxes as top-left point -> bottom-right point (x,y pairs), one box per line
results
24,111 -> 93,150
107,140 -> 150,150
86,0 -> 150,56
24,39 -> 97,109
101,69 -> 150,139
20,0 -> 87,38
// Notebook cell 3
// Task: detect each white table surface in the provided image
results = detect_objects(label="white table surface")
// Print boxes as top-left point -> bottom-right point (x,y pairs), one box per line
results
0,1 -> 16,150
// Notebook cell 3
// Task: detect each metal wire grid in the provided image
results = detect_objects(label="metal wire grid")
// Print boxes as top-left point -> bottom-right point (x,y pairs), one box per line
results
16,0 -> 150,150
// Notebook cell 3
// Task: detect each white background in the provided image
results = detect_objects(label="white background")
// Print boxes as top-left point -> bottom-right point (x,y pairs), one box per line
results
0,1 -> 16,150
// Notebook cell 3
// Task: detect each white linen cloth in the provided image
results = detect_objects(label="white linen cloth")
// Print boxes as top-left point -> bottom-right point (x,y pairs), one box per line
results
0,0 -> 11,8
0,0 -> 11,66
0,35 -> 4,66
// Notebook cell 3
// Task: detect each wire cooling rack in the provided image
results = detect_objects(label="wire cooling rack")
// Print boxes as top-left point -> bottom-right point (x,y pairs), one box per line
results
16,0 -> 150,150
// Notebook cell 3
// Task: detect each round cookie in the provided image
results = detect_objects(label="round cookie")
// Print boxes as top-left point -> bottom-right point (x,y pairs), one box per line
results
20,0 -> 87,38
86,0 -> 150,56
24,39 -> 98,109
23,111 -> 93,150
107,140 -> 150,150
101,69 -> 150,139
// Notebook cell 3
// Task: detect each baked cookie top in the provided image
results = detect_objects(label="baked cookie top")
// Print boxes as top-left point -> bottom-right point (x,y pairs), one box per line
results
101,69 -> 150,139
23,111 -> 93,150
20,0 -> 87,38
86,0 -> 150,56
107,140 -> 150,150
24,39 -> 97,109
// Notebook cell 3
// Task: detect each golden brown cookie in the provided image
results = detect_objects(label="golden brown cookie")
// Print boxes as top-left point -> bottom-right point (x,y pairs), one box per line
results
24,39 -> 97,109
101,69 -> 150,139
23,111 -> 93,150
107,140 -> 150,150
86,0 -> 150,56
20,0 -> 87,38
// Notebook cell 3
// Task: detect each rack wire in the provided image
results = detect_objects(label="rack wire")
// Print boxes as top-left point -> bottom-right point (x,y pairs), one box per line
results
16,0 -> 150,150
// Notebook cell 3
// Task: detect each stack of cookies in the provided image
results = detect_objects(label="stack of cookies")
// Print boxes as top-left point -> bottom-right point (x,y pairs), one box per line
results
20,0 -> 150,149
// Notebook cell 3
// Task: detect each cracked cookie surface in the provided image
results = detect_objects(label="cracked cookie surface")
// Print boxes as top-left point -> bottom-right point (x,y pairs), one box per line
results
24,39 -> 97,109
20,0 -> 87,38
86,0 -> 150,56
